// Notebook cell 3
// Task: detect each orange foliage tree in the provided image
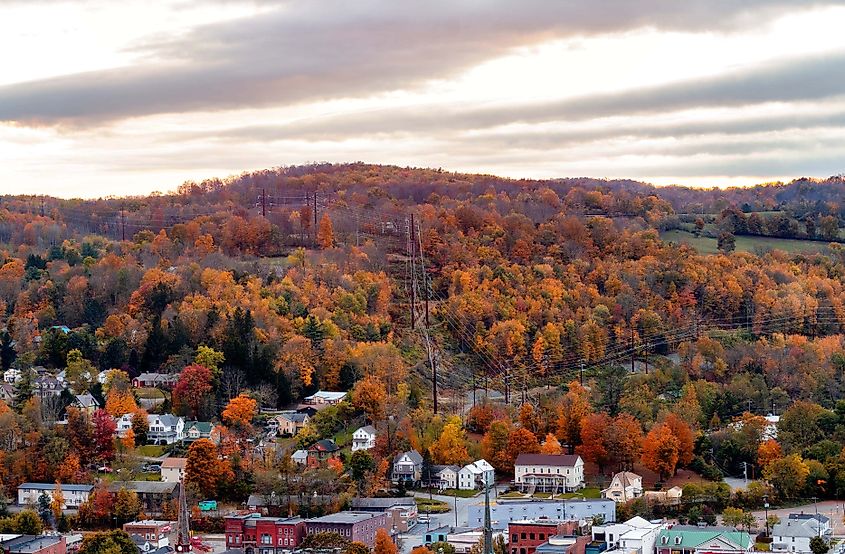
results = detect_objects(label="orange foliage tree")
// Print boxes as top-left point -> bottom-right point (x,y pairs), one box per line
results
642,423 -> 680,480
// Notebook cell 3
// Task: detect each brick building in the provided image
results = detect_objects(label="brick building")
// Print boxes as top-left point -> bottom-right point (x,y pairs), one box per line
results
0,535 -> 66,554
509,520 -> 580,554
305,512 -> 389,547
123,520 -> 173,549
224,514 -> 307,554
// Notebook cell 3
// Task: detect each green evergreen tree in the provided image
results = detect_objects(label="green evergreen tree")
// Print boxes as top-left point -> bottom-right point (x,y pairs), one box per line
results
13,367 -> 35,412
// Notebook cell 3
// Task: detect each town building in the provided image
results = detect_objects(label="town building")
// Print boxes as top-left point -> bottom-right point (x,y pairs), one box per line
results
351,497 -> 418,532
72,393 -> 100,415
0,382 -> 15,403
392,450 -> 424,486
224,514 -> 307,553
182,421 -> 215,443
458,459 -> 495,490
306,439 -> 340,468
304,512 -> 388,548
274,413 -> 310,437
2,368 -> 21,384
514,454 -> 584,493
132,373 -> 178,389
147,414 -> 185,445
108,481 -> 178,514
601,472 -> 643,503
0,535 -> 66,554
655,526 -> 753,554
291,450 -> 308,465
468,499 -> 616,531
772,513 -> 832,554
509,520 -> 581,554
17,483 -> 92,508
34,375 -> 63,398
592,516 -> 665,554
123,520 -> 173,549
160,458 -> 187,483
303,391 -> 348,406
351,425 -> 377,451
432,465 -> 460,490
643,487 -> 683,506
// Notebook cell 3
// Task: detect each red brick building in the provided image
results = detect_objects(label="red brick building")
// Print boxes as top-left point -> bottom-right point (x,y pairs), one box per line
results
305,512 -> 389,547
0,535 -> 66,554
306,439 -> 340,468
509,520 -> 580,554
225,514 -> 307,554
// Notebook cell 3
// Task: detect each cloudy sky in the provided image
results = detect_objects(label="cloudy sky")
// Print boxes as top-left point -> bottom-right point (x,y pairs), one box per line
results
2,1 -> 845,198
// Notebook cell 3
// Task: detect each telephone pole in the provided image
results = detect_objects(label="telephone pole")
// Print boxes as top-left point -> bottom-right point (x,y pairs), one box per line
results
313,191 -> 318,247
261,188 -> 267,217
121,205 -> 126,242
630,327 -> 635,373
409,213 -> 417,330
483,477 -> 493,554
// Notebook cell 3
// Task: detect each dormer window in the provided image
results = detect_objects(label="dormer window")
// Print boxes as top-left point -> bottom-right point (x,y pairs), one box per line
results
661,537 -> 668,545
675,537 -> 682,545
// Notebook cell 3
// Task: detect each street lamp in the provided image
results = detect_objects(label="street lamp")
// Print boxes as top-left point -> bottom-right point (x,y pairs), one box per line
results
763,494 -> 770,537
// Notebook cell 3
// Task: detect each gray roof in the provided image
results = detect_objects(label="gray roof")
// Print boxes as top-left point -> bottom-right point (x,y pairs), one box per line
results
356,425 -> 376,435
306,512 -> 383,524
278,413 -> 309,423
789,513 -> 830,524
351,497 -> 416,509
394,450 -> 423,465
0,535 -> 65,553
108,481 -> 178,495
774,515 -> 831,538
74,393 -> 100,408
151,414 -> 182,426
19,482 -> 93,492
515,454 -> 581,467
247,494 -> 333,507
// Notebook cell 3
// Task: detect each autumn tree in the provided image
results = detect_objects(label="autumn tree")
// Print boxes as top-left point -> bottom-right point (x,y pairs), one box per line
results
540,433 -> 562,455
557,381 -> 591,453
661,413 -> 695,467
186,438 -> 232,498
506,428 -> 540,473
50,482 -> 64,524
222,394 -> 258,430
78,530 -> 136,554
92,409 -> 117,463
195,345 -> 225,381
758,439 -> 782,470
641,423 -> 680,480
763,454 -> 809,500
113,488 -> 141,523
105,389 -> 137,417
430,416 -> 470,465
374,528 -> 396,554
173,364 -> 213,418
482,419 -> 513,473
65,349 -> 96,394
317,213 -> 334,248
577,413 -> 612,473
353,375 -> 387,423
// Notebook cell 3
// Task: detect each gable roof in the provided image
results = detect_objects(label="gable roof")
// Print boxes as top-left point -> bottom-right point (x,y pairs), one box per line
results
355,425 -> 376,435
160,457 -> 187,469
657,526 -> 752,550
514,453 -> 582,467
309,439 -> 339,452
19,483 -> 93,492
277,413 -> 309,423
185,421 -> 213,433
393,450 -> 423,465
74,393 -> 100,408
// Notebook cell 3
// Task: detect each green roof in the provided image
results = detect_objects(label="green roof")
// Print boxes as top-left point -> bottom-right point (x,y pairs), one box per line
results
185,421 -> 213,433
657,528 -> 752,550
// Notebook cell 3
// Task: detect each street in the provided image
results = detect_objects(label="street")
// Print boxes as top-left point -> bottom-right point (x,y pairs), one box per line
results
751,500 -> 845,535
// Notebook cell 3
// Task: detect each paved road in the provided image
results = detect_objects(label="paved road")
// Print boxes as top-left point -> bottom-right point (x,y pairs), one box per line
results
750,500 -> 845,535
399,490 -> 491,553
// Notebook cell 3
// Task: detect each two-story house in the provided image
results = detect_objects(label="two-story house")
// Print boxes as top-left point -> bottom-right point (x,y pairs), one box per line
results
183,421 -> 215,443
18,483 -> 93,508
274,413 -> 310,437
352,425 -> 377,451
656,526 -> 753,554
147,414 -> 185,445
601,471 -> 643,503
772,514 -> 832,554
132,373 -> 178,389
160,457 -> 187,483
34,375 -> 64,399
72,393 -> 101,416
458,459 -> 495,490
514,454 -> 584,493
306,439 -> 340,468
392,450 -> 424,486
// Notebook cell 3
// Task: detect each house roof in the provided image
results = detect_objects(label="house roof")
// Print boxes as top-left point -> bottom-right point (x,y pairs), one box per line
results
306,511 -> 382,524
161,457 -> 187,469
108,481 -> 178,495
150,414 -> 183,426
277,413 -> 309,423
515,454 -> 582,467
657,526 -> 752,549
19,483 -> 93,492
355,425 -> 376,435
432,465 -> 461,476
309,439 -> 339,452
394,450 -> 423,465
185,421 -> 213,433
292,449 -> 308,459
351,497 -> 416,509
773,514 -> 831,538
74,393 -> 100,408
0,535 -> 65,553
305,391 -> 348,401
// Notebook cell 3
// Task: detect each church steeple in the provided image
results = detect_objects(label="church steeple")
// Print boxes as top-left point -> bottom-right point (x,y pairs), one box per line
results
175,480 -> 192,553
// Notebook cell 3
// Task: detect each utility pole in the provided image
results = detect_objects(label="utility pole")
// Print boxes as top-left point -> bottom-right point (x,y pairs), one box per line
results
483,476 -> 493,554
313,191 -> 318,247
261,188 -> 267,217
416,221 -> 430,327
409,213 -> 417,330
121,205 -> 126,242
473,373 -> 477,408
644,343 -> 650,375
432,349 -> 438,414
631,327 -> 635,373
504,368 -> 510,405
580,362 -> 585,385
40,197 -> 44,217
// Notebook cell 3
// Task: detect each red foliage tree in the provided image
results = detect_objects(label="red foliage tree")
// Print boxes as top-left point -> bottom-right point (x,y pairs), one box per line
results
173,364 -> 213,418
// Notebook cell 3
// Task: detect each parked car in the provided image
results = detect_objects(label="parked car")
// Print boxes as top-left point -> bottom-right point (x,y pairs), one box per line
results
144,464 -> 161,473
97,466 -> 112,473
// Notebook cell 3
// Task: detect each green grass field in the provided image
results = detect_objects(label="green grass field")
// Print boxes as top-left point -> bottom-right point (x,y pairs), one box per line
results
660,229 -> 835,255
137,445 -> 167,457
416,497 -> 451,513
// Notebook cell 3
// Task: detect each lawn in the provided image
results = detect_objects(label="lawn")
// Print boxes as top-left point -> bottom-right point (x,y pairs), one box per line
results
416,497 -> 451,513
135,387 -> 166,400
558,487 -> 602,499
137,445 -> 167,458
660,229 -> 835,255
441,489 -> 480,498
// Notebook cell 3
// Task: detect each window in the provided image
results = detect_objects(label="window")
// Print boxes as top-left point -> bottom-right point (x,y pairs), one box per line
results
521,533 -> 526,539
539,534 -> 545,541
530,533 -> 535,540
512,535 -> 518,543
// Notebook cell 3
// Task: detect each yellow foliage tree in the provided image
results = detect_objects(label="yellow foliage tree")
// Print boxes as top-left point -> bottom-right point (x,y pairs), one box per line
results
429,416 -> 469,465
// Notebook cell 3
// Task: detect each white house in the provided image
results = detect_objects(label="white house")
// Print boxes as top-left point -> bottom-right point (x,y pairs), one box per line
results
435,465 -> 460,490
514,454 -> 584,493
352,425 -> 377,451
116,413 -> 134,437
593,516 -> 665,554
458,459 -> 495,490
772,514 -> 832,554
160,457 -> 187,483
147,414 -> 185,445
303,391 -> 348,406
602,471 -> 643,503
292,449 -> 308,465
17,483 -> 93,508
3,368 -> 21,384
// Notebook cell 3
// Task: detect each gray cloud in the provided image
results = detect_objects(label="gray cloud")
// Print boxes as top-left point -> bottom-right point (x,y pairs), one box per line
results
0,0 -> 834,125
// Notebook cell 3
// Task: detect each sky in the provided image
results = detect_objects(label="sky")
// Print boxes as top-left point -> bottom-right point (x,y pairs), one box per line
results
2,1 -> 845,198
